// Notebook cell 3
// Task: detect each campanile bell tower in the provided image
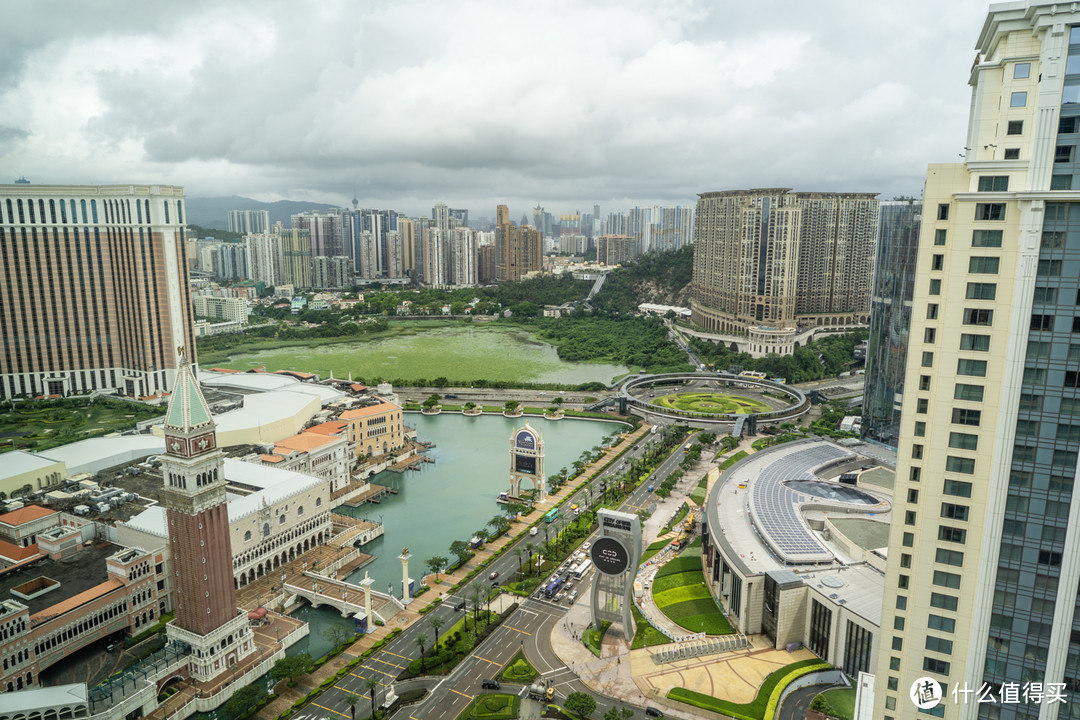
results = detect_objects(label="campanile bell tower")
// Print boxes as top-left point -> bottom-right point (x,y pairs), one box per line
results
160,357 -> 254,680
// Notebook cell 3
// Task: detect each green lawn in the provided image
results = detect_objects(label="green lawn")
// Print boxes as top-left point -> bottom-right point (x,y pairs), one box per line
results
815,687 -> 857,720
651,553 -> 733,635
689,475 -> 709,505
654,392 -> 770,415
640,538 -> 670,564
719,450 -> 749,470
500,650 -> 539,683
202,323 -> 628,386
631,603 -> 670,650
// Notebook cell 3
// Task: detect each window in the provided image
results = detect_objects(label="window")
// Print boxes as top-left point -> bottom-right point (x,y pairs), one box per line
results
972,229 -> 1003,247
934,228 -> 947,245
926,636 -> 954,654
943,479 -> 972,497
1033,287 -> 1058,304
1071,344 -> 1080,361
1054,449 -> 1079,466
963,308 -> 993,325
949,432 -> 979,450
907,488 -> 919,503
1016,419 -> 1040,437
910,466 -> 921,482
1027,341 -> 1051,360
1004,148 -> 1020,159
898,575 -> 909,589
1074,317 -> 1080,333
960,334 -> 990,351
902,532 -> 914,547
938,526 -> 967,544
1039,550 -> 1063,566
905,511 -> 917,525
946,456 -> 975,474
931,593 -> 958,611
969,256 -> 1000,274
1042,231 -> 1065,248
243,530 -> 251,542
929,278 -> 941,295
921,352 -> 934,368
912,444 -> 924,459
1019,393 -> 1043,411
1015,62 -> 1031,79
892,636 -> 904,651
1062,116 -> 1078,133
1007,120 -> 1024,135
936,548 -> 964,567
937,203 -> 950,220
1059,146 -> 1076,164
954,408 -> 983,425
1024,368 -> 1047,385
917,398 -> 929,413
924,328 -> 936,343
978,176 -> 1009,191
1051,175 -> 1074,190
975,203 -> 1006,220
1011,91 -> 1028,107
900,555 -> 911,569
941,503 -> 969,521
1068,370 -> 1080,388
931,254 -> 944,271
915,421 -> 926,436
926,303 -> 939,320
1038,259 -> 1062,277
919,376 -> 931,391
933,570 -> 962,589
953,384 -> 984,402
1031,314 -> 1054,331
957,359 -> 987,377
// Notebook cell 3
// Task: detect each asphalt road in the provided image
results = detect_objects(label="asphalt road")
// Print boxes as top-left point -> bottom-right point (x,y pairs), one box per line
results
776,684 -> 836,720
293,426 -> 693,720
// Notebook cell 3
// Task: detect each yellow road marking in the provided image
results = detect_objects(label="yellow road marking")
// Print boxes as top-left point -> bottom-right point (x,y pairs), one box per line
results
311,702 -> 349,718
384,650 -> 409,659
451,689 -> 474,700
475,655 -> 501,666
362,665 -> 395,677
371,656 -> 404,669
504,626 -> 531,636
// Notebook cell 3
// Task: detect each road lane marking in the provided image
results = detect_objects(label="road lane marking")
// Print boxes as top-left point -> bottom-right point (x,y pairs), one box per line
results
450,689 -> 474,700
504,626 -> 532,636
371,656 -> 404,668
311,702 -> 349,718
475,655 -> 502,666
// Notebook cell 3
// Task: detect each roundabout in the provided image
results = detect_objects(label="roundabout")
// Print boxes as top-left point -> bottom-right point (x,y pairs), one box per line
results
621,372 -> 809,427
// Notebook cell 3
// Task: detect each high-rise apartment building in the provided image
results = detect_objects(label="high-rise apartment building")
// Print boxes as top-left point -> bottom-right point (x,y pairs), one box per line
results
0,184 -> 196,398
213,242 -> 248,281
292,211 -> 349,258
244,232 -> 283,287
311,255 -> 353,289
227,209 -> 270,235
279,225 -> 313,290
596,234 -> 639,266
873,5 -> 1080,718
397,218 -> 420,279
690,189 -> 877,354
863,200 -> 921,448
432,202 -> 450,231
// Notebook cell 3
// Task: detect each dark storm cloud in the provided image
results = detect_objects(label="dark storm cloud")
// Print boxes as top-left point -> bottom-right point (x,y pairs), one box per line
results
1,0 -> 989,214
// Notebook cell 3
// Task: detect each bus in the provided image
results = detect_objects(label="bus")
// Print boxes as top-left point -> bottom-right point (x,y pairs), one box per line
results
544,508 -> 559,524
572,559 -> 592,579
543,576 -> 565,598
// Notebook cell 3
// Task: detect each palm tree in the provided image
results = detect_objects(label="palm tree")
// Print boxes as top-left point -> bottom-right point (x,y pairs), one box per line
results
430,614 -> 445,652
524,541 -> 535,577
415,632 -> 428,672
469,587 -> 483,629
362,676 -> 380,720
344,693 -> 360,720
514,546 -> 525,579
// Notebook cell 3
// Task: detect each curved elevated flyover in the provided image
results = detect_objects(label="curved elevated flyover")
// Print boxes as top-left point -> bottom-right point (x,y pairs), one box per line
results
620,372 -> 810,428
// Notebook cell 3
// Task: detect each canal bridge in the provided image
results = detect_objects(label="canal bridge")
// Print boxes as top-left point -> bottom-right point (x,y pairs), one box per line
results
285,572 -> 404,624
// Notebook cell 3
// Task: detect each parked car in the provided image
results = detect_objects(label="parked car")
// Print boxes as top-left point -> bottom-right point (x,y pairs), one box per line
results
645,708 -> 664,718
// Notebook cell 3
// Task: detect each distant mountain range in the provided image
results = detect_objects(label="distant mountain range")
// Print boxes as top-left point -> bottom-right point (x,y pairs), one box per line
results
185,195 -> 342,230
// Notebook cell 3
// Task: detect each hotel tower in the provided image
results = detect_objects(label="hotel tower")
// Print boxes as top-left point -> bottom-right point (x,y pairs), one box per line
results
874,3 -> 1080,719
0,184 -> 195,399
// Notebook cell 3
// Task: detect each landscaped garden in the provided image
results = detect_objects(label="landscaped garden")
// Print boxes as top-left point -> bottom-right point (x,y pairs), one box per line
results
631,603 -> 670,650
458,693 -> 519,720
654,392 -> 770,415
812,686 -> 856,720
500,650 -> 539,684
651,552 -> 733,635
0,397 -> 164,455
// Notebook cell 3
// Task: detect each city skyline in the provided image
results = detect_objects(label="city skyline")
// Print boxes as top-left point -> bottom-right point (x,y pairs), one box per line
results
1,1 -> 988,215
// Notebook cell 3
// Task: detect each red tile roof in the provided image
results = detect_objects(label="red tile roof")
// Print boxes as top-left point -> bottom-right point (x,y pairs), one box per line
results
0,505 -> 57,527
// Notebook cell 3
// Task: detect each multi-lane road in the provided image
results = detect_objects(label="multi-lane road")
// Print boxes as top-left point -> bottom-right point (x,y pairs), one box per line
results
291,428 -> 693,720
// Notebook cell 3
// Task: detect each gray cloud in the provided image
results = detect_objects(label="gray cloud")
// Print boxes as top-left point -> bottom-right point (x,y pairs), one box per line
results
0,0 -> 989,215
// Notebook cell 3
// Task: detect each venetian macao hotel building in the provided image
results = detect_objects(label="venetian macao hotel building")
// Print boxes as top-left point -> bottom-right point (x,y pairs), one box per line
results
0,184 -> 196,399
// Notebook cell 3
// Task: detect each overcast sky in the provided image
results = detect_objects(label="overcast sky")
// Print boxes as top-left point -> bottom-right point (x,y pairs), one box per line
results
1,0 -> 991,219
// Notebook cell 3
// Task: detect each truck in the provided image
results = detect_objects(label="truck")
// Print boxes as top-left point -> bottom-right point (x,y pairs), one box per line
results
528,680 -> 556,702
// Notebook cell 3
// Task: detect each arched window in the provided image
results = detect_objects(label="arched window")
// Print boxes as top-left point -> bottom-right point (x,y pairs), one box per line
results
316,497 -> 322,507
244,530 -> 252,542
297,506 -> 304,516
263,523 -> 270,537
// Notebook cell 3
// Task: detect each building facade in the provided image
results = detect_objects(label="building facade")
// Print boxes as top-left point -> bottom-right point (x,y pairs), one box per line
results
873,5 -> 1080,718
339,400 -> 405,458
244,232 -> 283,287
227,210 -> 270,235
192,295 -> 248,324
0,184 -> 196,399
690,189 -> 878,351
596,235 -> 638,266
862,200 -> 922,448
